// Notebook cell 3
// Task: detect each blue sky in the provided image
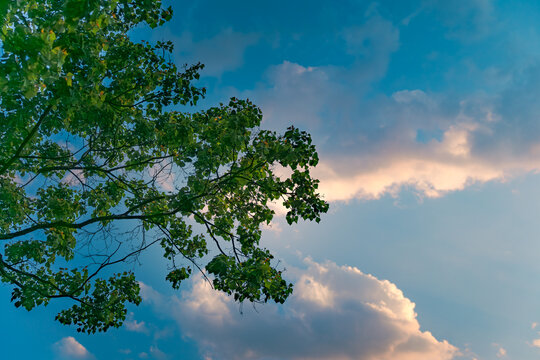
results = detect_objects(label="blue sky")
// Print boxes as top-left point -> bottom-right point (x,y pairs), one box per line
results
6,0 -> 540,359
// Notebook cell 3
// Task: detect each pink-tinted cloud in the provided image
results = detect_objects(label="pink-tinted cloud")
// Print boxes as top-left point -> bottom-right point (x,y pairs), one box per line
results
141,259 -> 459,360
245,58 -> 540,202
53,337 -> 94,359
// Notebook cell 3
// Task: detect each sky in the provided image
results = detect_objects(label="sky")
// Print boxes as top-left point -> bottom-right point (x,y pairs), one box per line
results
6,0 -> 540,359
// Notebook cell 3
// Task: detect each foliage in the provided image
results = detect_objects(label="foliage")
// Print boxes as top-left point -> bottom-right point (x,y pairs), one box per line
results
0,0 -> 328,333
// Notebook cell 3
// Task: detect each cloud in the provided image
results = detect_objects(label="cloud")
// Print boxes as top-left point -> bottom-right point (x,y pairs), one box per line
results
170,28 -> 259,77
313,149 -> 505,202
245,54 -> 540,202
530,323 -> 540,349
142,259 -> 459,360
124,312 -> 150,334
53,337 -> 93,359
213,8 -> 540,203
492,343 -> 507,358
421,0 -> 495,40
149,162 -> 176,193
261,220 -> 283,234
125,319 -> 149,333
342,15 -> 400,82
309,86 -> 540,201
149,345 -> 168,360
157,4 -> 540,206
164,11 -> 539,203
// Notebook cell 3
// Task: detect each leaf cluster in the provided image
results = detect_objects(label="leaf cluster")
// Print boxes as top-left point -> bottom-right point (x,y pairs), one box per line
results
0,0 -> 328,332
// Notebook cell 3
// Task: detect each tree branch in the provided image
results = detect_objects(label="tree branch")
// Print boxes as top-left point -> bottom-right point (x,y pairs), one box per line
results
0,104 -> 53,174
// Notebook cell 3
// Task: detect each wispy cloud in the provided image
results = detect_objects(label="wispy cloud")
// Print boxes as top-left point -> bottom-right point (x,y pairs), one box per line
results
149,345 -> 168,360
422,0 -> 495,40
165,28 -> 259,78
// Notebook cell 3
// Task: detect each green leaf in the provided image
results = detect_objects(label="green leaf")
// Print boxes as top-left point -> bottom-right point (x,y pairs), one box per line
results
0,0 -> 327,334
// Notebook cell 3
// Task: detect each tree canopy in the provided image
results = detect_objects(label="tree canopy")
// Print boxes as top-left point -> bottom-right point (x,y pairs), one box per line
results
0,0 -> 328,333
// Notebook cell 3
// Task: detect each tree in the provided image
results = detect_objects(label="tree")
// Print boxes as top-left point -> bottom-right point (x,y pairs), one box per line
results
0,0 -> 328,333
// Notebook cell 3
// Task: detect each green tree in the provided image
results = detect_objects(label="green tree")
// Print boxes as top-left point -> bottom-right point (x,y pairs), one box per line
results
0,0 -> 328,333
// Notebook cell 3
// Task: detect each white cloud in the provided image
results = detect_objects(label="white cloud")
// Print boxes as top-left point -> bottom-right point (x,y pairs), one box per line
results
182,278 -> 232,325
139,281 -> 159,300
392,89 -> 435,106
150,345 -> 168,360
142,259 -> 459,360
313,152 -> 505,202
261,220 -> 283,234
295,273 -> 334,308
246,55 -> 540,202
492,343 -> 507,358
253,61 -> 336,130
125,319 -> 148,333
308,82 -> 540,202
215,8 -> 540,204
124,312 -> 150,334
245,14 -> 400,133
53,337 -> 93,359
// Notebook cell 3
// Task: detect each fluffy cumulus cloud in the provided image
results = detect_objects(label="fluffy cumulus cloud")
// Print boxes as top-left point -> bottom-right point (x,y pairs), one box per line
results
248,61 -> 502,201
244,49 -> 540,202
249,14 -> 399,132
53,337 -> 93,359
194,2 -> 540,204
148,4 -> 540,203
311,82 -> 540,201
141,259 -> 458,360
